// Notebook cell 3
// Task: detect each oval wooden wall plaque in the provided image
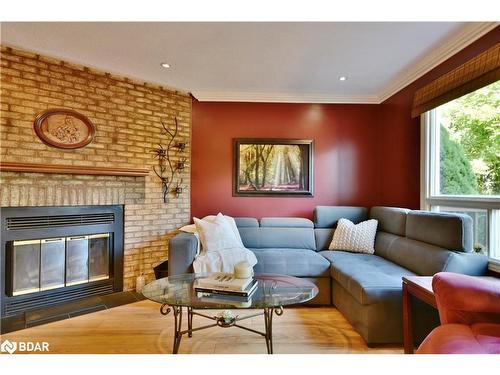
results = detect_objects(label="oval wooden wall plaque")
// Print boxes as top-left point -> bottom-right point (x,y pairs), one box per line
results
34,108 -> 96,149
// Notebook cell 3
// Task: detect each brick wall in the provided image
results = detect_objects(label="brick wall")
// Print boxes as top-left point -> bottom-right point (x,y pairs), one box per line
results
0,45 -> 192,290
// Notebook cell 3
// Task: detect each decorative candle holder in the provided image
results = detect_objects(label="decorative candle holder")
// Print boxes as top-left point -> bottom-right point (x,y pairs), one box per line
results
172,179 -> 184,197
214,310 -> 237,327
150,117 -> 188,203
174,142 -> 187,152
176,157 -> 187,170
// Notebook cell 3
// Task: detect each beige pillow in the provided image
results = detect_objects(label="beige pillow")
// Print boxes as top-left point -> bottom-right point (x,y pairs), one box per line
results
180,214 -> 244,254
200,214 -> 244,248
179,224 -> 197,234
194,213 -> 242,253
329,218 -> 378,254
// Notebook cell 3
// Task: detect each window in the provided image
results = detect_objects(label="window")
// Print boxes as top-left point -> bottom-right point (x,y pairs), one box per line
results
421,81 -> 500,262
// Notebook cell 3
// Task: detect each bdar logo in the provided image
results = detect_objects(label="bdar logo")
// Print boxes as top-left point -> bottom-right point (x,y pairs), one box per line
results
1,340 -> 17,354
0,340 -> 49,353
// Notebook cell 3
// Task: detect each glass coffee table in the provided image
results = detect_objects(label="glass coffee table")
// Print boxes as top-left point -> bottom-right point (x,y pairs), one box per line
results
142,273 -> 318,354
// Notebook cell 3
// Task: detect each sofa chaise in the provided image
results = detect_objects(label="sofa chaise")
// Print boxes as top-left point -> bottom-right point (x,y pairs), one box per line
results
168,206 -> 488,345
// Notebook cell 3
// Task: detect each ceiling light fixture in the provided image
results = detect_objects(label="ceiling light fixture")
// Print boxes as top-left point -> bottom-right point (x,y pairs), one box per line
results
161,62 -> 171,69
339,76 -> 347,81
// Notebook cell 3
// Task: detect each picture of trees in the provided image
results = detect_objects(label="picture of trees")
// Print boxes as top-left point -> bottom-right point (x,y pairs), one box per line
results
235,139 -> 313,196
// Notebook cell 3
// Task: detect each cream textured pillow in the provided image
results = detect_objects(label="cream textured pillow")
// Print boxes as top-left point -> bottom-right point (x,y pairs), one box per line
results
194,213 -> 242,253
329,218 -> 378,254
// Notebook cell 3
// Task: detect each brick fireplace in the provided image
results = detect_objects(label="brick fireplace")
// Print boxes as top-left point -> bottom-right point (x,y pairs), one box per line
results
0,45 -> 192,293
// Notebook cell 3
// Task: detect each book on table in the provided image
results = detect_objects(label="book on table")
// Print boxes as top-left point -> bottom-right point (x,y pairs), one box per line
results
196,273 -> 254,291
197,293 -> 253,308
195,276 -> 258,297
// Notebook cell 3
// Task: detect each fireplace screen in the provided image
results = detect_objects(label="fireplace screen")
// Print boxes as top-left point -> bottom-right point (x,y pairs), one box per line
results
10,233 -> 111,296
66,236 -> 89,286
89,234 -> 110,282
40,238 -> 65,291
12,240 -> 40,296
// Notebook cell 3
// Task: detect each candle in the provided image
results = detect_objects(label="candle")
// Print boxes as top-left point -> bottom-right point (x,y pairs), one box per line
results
234,261 -> 253,279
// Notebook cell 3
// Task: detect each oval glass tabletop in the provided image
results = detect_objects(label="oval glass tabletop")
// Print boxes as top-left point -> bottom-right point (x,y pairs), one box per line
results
142,273 -> 318,309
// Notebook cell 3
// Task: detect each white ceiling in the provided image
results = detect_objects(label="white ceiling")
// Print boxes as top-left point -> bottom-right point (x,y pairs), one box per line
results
1,22 -> 497,103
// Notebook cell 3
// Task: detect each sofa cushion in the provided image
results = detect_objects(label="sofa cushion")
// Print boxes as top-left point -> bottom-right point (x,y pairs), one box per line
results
406,211 -> 473,252
251,248 -> 331,277
261,227 -> 316,250
320,250 -> 416,305
472,323 -> 500,353
236,217 -> 316,250
260,217 -> 314,228
375,232 -> 488,276
313,206 -> 368,228
369,206 -> 409,236
244,227 -> 316,250
374,232 -> 455,275
237,227 -> 260,248
234,217 -> 259,228
417,323 -> 500,354
314,228 -> 335,251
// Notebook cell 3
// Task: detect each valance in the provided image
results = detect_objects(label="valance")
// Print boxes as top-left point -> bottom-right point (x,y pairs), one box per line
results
411,43 -> 500,118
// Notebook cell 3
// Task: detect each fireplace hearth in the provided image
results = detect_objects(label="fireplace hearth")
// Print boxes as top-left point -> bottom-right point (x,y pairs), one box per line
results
1,205 -> 124,319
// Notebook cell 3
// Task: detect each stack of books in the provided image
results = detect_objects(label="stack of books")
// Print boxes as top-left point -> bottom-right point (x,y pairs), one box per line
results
195,273 -> 258,306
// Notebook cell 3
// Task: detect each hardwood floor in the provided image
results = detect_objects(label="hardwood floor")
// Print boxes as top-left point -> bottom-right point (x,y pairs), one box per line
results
1,300 -> 402,354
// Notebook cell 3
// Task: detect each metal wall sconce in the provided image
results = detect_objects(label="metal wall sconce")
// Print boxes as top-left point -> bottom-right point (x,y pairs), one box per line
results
151,117 -> 188,203
174,142 -> 187,152
173,180 -> 184,196
176,157 -> 187,171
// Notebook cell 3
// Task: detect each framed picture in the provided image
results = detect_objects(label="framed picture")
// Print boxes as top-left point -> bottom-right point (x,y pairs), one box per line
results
234,138 -> 314,197
33,108 -> 95,149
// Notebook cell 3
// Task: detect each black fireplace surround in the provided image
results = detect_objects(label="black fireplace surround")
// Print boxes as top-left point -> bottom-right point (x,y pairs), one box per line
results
1,205 -> 124,319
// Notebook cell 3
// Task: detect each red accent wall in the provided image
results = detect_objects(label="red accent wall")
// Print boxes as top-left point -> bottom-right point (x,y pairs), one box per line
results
378,26 -> 500,208
191,102 -> 380,219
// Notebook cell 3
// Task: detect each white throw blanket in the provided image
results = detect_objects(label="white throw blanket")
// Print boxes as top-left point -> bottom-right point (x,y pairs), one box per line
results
193,246 -> 258,274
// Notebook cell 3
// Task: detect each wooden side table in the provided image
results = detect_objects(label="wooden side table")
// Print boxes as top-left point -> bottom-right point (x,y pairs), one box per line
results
402,276 -> 436,354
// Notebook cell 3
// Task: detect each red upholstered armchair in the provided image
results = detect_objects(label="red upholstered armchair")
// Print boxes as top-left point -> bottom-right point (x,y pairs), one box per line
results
417,272 -> 500,354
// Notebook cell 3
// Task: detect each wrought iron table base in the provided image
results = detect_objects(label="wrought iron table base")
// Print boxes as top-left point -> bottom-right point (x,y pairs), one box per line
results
160,303 -> 284,354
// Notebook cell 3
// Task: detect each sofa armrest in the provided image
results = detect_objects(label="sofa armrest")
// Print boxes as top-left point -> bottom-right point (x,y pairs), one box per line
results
442,252 -> 488,275
433,272 -> 500,325
168,232 -> 198,276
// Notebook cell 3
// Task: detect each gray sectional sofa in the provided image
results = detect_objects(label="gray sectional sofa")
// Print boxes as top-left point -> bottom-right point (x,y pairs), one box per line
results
168,206 -> 488,345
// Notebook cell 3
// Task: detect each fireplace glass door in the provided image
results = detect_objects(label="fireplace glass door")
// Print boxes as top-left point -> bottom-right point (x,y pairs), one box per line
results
40,238 -> 65,291
66,236 -> 89,286
8,233 -> 112,296
89,234 -> 110,281
12,240 -> 40,296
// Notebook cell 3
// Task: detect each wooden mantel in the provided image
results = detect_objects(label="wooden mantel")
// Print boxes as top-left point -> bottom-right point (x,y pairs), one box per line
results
0,162 -> 149,177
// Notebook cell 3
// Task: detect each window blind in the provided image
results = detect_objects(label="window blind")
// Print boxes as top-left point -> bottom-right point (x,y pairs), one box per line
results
411,43 -> 500,118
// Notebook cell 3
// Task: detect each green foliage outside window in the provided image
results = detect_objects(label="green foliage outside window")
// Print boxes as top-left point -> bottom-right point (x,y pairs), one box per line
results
440,126 -> 478,194
439,81 -> 500,195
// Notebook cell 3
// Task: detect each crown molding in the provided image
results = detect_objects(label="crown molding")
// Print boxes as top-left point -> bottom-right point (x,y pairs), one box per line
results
192,91 -> 380,104
377,22 -> 499,103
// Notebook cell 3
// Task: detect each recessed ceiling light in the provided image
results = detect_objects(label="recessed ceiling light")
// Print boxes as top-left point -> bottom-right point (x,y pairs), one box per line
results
161,62 -> 171,69
339,76 -> 347,81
